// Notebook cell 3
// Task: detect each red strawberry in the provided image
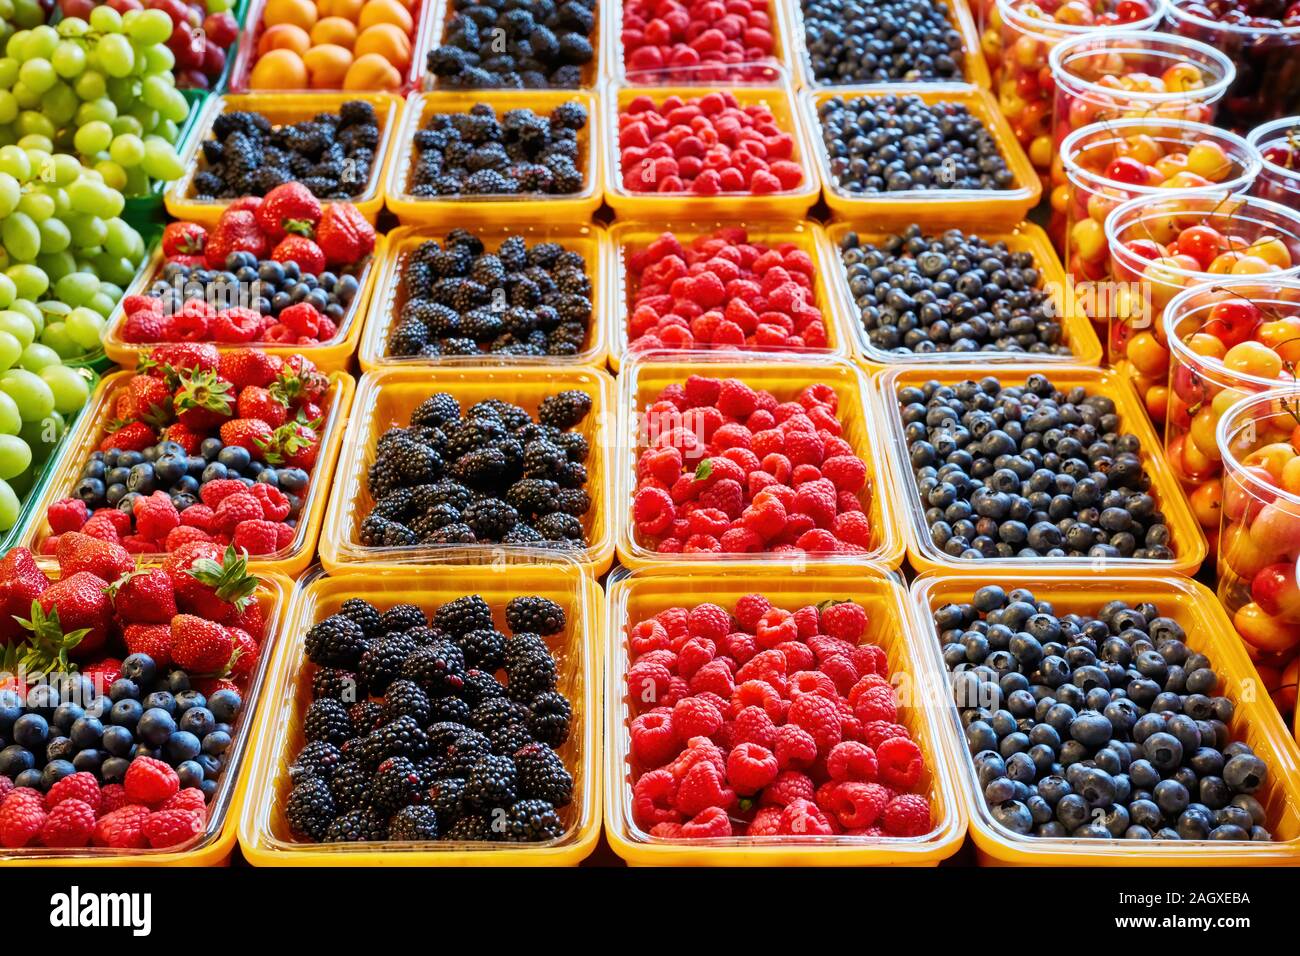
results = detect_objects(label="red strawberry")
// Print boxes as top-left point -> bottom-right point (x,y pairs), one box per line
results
271,235 -> 326,276
274,355 -> 328,406
55,532 -> 134,582
81,657 -> 123,690
220,418 -> 274,455
236,386 -> 288,427
227,626 -> 258,681
99,421 -> 155,453
227,195 -> 263,216
194,676 -> 240,696
316,201 -> 374,265
205,209 -> 268,270
161,221 -> 208,257
168,254 -> 205,271
220,349 -> 284,390
228,597 -> 265,641
27,572 -> 113,661
172,367 -> 234,431
109,569 -> 177,624
163,422 -> 204,454
123,623 -> 174,669
259,416 -> 321,468
163,543 -> 258,623
0,549 -> 49,643
123,375 -> 173,427
141,343 -> 220,379
256,182 -> 322,240
170,614 -> 234,673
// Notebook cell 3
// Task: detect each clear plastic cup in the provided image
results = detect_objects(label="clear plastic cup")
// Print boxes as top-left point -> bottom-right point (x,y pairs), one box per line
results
1247,116 -> 1300,208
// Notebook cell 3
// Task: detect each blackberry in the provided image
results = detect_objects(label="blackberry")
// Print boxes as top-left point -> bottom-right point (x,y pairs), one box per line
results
343,732 -> 386,773
489,722 -> 534,756
348,701 -> 386,734
401,641 -> 467,695
526,241 -> 562,268
430,695 -> 473,724
465,753 -> 518,809
372,488 -> 414,521
554,293 -> 591,323
286,777 -> 336,841
427,777 -> 468,823
446,730 -> 492,777
536,511 -> 583,541
388,318 -> 429,357
503,525 -> 546,545
411,505 -> 464,540
505,651 -> 558,701
305,615 -> 368,668
380,522 -> 420,547
371,756 -> 423,813
523,440 -> 566,480
527,691 -> 573,748
427,720 -> 470,753
442,337 -> 481,356
324,806 -> 388,842
470,398 -> 532,431
458,309 -> 504,341
551,100 -> 588,129
463,497 -> 518,540
551,431 -> 589,463
377,440 -> 443,487
504,631 -> 549,666
470,696 -> 525,735
502,799 -> 563,842
457,629 -> 507,670
554,487 -> 591,516
411,393 -> 462,428
427,523 -> 477,544
405,625 -> 446,647
311,668 -> 362,702
434,594 -> 494,635
375,715 -> 431,761
340,100 -> 377,126
505,596 -> 566,636
289,740 -> 342,783
506,478 -> 561,518
379,603 -> 427,633
445,813 -> 495,841
461,668 -> 507,706
415,480 -> 473,513
389,805 -> 441,841
328,759 -> 373,812
358,633 -> 417,694
303,698 -> 353,745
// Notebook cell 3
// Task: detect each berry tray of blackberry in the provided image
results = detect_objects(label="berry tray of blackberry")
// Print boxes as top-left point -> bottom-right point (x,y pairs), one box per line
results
821,220 -> 1102,368
617,356 -> 904,569
237,562 -> 601,865
359,224 -> 608,371
319,365 -> 615,577
604,564 -> 966,865
164,92 -> 403,227
608,219 -> 850,373
789,0 -> 990,90
874,365 -> 1208,577
604,70 -> 821,220
386,90 -> 601,226
801,84 -> 1040,229
422,0 -> 601,90
911,572 -> 1300,865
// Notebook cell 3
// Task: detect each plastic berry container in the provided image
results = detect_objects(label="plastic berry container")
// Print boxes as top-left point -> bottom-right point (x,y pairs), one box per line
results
318,365 -> 615,577
820,218 -> 1102,368
1247,115 -> 1300,209
614,353 -> 904,569
910,570 -> 1300,866
606,218 -> 851,373
873,363 -> 1209,577
19,371 -> 356,580
238,559 -> 601,866
801,83 -> 1040,230
358,224 -> 610,372
385,89 -> 603,226
604,563 -> 968,866
100,234 -> 386,374
164,92 -> 403,227
0,571 -> 292,867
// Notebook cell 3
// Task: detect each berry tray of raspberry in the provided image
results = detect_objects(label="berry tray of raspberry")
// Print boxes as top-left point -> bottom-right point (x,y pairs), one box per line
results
165,93 -> 404,228
608,220 -> 849,372
875,365 -> 1208,577
21,362 -> 356,579
604,74 -> 821,219
604,565 -> 966,865
385,90 -> 602,226
237,562 -> 601,865
319,366 -> 615,577
911,572 -> 1300,865
0,551 -> 291,866
617,356 -> 904,568
821,220 -> 1101,367
359,224 -> 609,372
789,0 -> 991,90
801,84 -> 1040,229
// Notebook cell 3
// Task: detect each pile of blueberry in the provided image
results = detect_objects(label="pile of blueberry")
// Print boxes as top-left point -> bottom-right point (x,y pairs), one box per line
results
77,438 -> 311,517
426,0 -> 596,89
408,102 -> 587,197
899,374 -> 1174,561
193,102 -> 380,200
838,225 -> 1069,356
152,254 -> 362,327
817,94 -> 1014,193
800,0 -> 965,84
0,657 -> 243,799
937,587 -> 1273,842
387,229 -> 592,359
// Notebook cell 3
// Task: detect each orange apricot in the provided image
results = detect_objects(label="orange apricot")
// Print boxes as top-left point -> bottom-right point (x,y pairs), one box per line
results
343,51 -> 402,90
303,43 -> 353,88
318,0 -> 364,18
263,0 -> 317,30
353,22 -> 411,70
311,16 -> 358,49
249,47 -> 308,89
357,0 -> 413,34
258,22 -> 311,56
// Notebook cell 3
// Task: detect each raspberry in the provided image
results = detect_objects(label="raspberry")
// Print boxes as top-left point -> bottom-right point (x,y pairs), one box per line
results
877,736 -> 924,790
179,503 -> 217,531
778,798 -> 833,835
735,648 -> 788,687
629,619 -> 670,656
722,630 -> 757,664
0,775 -> 11,803
133,490 -> 180,541
825,781 -> 890,828
792,478 -> 837,527
822,455 -> 867,492
699,478 -> 743,518
48,497 -> 89,534
40,799 -> 96,848
773,723 -> 818,770
726,742 -> 779,796
784,429 -> 825,468
654,606 -> 690,644
731,679 -> 784,722
143,808 -> 206,848
850,643 -> 888,678
649,821 -> 683,838
80,514 -> 121,542
638,446 -> 683,486
93,805 -> 151,848
787,693 -> 843,754
630,710 -> 679,768
676,637 -> 716,679
881,793 -> 932,837
760,770 -> 816,808
820,655 -> 860,696
731,704 -> 777,749
669,736 -> 727,780
853,685 -> 899,724
672,696 -> 723,742
748,806 -> 783,836
99,784 -> 129,815
248,483 -> 291,521
673,758 -> 735,816
827,741 -> 879,782
680,805 -> 732,838
215,492 -> 264,534
165,525 -> 213,551
124,756 -> 180,806
198,479 -> 248,508
45,772 -> 102,812
754,608 -> 797,648
162,788 -> 208,815
796,528 -> 840,553
733,593 -> 771,632
233,519 -> 284,555
686,509 -> 728,537
861,720 -> 911,749
740,493 -> 786,541
633,486 -> 675,536
686,602 -> 731,641
820,601 -> 867,643
683,375 -> 721,409
688,659 -> 736,698
632,769 -> 681,828
0,789 -> 46,847
776,641 -> 815,672
628,660 -> 674,711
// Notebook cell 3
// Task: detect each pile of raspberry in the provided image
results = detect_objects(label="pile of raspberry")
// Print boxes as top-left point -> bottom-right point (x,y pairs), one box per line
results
626,596 -> 933,838
631,375 -> 872,555
620,0 -> 778,79
626,228 -> 829,353
618,91 -> 804,196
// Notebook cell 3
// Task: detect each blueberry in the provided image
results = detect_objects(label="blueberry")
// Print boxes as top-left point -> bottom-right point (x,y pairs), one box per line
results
1143,732 -> 1184,771
1069,710 -> 1112,749
14,768 -> 43,789
196,753 -> 223,777
218,446 -> 251,471
174,690 -> 206,713
179,707 -> 216,738
0,744 -> 35,776
40,759 -> 76,791
208,689 -> 242,723
992,799 -> 1034,834
109,678 -> 139,702
72,748 -> 105,774
201,462 -> 229,483
1154,779 -> 1190,816
137,707 -> 177,747
121,653 -> 157,686
102,724 -> 134,756
69,716 -> 105,749
101,757 -> 130,782
1224,753 -> 1267,793
177,760 -> 205,789
202,730 -> 232,756
51,701 -> 84,734
109,698 -> 143,729
162,730 -> 202,764
12,713 -> 48,749
1075,767 -> 1116,809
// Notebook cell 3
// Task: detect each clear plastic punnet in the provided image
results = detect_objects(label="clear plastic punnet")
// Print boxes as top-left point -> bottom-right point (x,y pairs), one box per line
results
1247,115 -> 1300,209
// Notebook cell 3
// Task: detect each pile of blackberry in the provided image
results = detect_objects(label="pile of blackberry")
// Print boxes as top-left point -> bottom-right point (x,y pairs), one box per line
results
900,374 -> 1174,561
387,229 -> 592,359
152,253 -> 362,326
427,0 -> 596,89
817,94 -> 1014,193
408,102 -> 587,197
838,225 -> 1069,356
284,595 -> 575,844
359,390 -> 594,549
937,587 -> 1273,841
800,0 -> 965,84
192,101 -> 380,200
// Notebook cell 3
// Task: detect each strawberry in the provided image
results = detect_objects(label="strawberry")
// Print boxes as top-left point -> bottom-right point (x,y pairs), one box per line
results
205,209 -> 267,270
172,367 -> 234,431
258,416 -> 320,468
122,375 -> 173,427
220,349 -> 283,390
227,195 -> 263,216
170,614 -> 234,673
109,569 -> 177,624
194,676 -> 240,697
123,623 -> 173,669
271,235 -> 326,276
256,182 -> 322,240
168,254 -> 205,271
228,597 -> 265,641
99,421 -> 155,453
227,626 -> 258,681
163,422 -> 204,454
274,355 -> 328,406
161,221 -> 208,257
26,572 -> 112,662
220,418 -> 274,455
55,532 -> 134,582
81,657 -> 123,690
316,202 -> 375,266
163,543 -> 258,623
0,549 -> 49,643
236,386 -> 288,427
141,343 -> 220,380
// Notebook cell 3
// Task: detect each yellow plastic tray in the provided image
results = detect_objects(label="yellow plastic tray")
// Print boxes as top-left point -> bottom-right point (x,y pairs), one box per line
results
164,92 -> 403,226
101,235 -> 385,374
606,218 -> 851,373
873,364 -> 1208,577
0,571 -> 292,867
602,74 -> 822,220
20,371 -> 356,579
238,560 -> 602,866
319,366 -> 616,576
821,219 -> 1102,368
385,90 -> 603,226
359,224 -> 610,372
801,83 -> 1040,228
911,571 -> 1300,866
604,564 -> 967,865
615,354 -> 905,569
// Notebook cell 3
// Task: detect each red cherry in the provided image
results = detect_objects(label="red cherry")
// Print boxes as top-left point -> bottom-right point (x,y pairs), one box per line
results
1106,156 -> 1150,185
1124,238 -> 1165,262
1252,563 -> 1300,617
1175,224 -> 1228,270
1202,299 -> 1261,348
1115,0 -> 1153,19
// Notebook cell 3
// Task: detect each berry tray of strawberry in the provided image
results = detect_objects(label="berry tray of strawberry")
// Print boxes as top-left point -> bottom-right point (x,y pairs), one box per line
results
0,541 -> 290,862
105,186 -> 382,372
23,347 -> 355,577
237,564 -> 600,865
605,566 -> 964,865
619,358 -> 902,567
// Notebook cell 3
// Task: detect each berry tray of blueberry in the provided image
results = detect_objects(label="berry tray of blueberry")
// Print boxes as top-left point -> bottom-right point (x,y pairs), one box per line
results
424,0 -> 599,89
915,574 -> 1300,864
879,366 -> 1208,576
237,566 -> 600,864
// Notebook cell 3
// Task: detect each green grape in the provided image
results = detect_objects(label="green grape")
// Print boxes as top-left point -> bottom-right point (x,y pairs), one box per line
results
17,341 -> 57,371
10,82 -> 38,110
0,130 -> 14,149
89,6 -> 124,34
0,273 -> 14,309
17,57 -> 56,94
67,176 -> 124,218
1,211 -> 41,262
144,45 -> 173,74
15,112 -> 52,140
120,164 -> 148,196
0,172 -> 19,217
37,218 -> 69,255
108,133 -> 144,167
51,41 -> 86,79
86,289 -> 117,315
39,321 -> 78,358
6,263 -> 47,300
64,306 -> 103,348
0,367 -> 53,420
160,89 -> 188,126
56,16 -> 89,38
102,216 -> 138,259
3,33 -> 25,61
0,432 -> 30,480
0,329 -> 18,371
65,213 -> 106,247
128,8 -> 174,45
100,280 -> 122,299
0,388 -> 19,432
98,34 -> 134,78
48,155 -> 79,188
74,70 -> 106,101
93,159 -> 127,192
0,310 -> 33,347
0,478 -> 18,531
109,115 -> 142,138
77,99 -> 118,128
36,250 -> 75,284
0,57 -> 17,87
25,25 -> 58,59
16,191 -> 52,224
45,84 -> 79,128
141,138 -> 183,180
141,74 -> 170,110
11,0 -> 43,27
18,409 -> 60,462
17,136 -> 51,156
155,118 -> 178,143
129,104 -> 158,132
0,91 -> 17,126
54,271 -> 98,307
74,121 -> 114,156
40,364 -> 89,415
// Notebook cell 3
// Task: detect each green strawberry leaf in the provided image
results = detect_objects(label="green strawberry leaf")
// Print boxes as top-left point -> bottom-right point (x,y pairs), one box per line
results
694,460 -> 713,481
